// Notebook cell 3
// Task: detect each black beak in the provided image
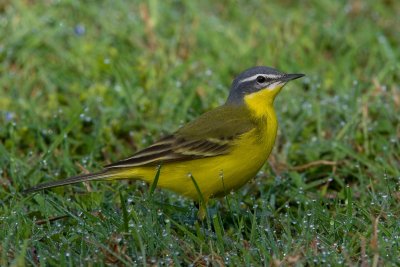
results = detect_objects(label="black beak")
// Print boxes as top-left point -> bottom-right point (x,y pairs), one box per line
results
280,73 -> 305,82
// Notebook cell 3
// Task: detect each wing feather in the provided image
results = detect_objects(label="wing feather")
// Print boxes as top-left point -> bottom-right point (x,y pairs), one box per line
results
105,105 -> 256,168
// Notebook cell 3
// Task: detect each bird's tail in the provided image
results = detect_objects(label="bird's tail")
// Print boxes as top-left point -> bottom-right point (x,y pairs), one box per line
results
23,169 -> 119,194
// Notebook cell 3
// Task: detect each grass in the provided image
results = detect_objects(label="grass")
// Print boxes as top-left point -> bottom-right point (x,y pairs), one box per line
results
0,0 -> 399,265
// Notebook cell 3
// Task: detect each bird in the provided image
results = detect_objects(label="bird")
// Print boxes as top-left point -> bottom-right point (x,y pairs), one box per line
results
24,66 -> 304,218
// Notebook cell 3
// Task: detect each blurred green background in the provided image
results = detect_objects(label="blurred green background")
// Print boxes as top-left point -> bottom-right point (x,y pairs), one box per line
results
0,0 -> 399,265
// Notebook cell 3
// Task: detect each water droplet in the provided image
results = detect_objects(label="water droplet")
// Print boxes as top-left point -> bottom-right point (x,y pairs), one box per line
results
5,112 -> 14,121
74,24 -> 85,36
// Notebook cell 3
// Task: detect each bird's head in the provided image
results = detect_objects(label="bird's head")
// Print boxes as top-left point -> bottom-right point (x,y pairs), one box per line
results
227,66 -> 304,105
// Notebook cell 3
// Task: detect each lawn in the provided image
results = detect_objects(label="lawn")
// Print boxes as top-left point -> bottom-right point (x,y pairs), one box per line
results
0,0 -> 399,265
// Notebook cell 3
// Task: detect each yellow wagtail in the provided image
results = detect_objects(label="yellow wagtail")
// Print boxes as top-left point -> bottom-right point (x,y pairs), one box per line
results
24,66 -> 304,217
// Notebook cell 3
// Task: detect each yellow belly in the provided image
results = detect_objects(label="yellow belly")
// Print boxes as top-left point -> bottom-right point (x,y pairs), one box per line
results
116,116 -> 277,201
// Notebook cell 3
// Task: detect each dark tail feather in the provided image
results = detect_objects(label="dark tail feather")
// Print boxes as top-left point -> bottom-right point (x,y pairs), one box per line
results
23,170 -> 117,194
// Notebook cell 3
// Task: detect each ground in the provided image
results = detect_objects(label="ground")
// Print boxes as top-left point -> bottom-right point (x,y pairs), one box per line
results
0,0 -> 399,265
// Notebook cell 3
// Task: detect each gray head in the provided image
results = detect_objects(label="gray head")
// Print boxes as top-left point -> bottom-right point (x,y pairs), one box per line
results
226,66 -> 304,104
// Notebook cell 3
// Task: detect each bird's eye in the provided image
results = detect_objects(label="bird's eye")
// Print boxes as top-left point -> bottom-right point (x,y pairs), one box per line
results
256,76 -> 266,83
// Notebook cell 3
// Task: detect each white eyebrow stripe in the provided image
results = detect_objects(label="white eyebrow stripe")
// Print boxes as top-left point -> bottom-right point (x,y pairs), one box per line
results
239,73 -> 282,84
265,74 -> 281,79
239,74 -> 261,83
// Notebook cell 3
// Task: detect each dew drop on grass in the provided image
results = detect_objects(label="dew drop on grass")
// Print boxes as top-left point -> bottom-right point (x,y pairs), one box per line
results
41,160 -> 48,169
203,256 -> 210,265
219,169 -> 224,180
162,230 -> 167,237
114,84 -> 122,93
81,157 -> 89,165
74,24 -> 85,36
5,111 -> 14,121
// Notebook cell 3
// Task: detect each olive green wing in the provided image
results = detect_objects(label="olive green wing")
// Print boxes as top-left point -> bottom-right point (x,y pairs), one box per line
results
105,104 -> 256,168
